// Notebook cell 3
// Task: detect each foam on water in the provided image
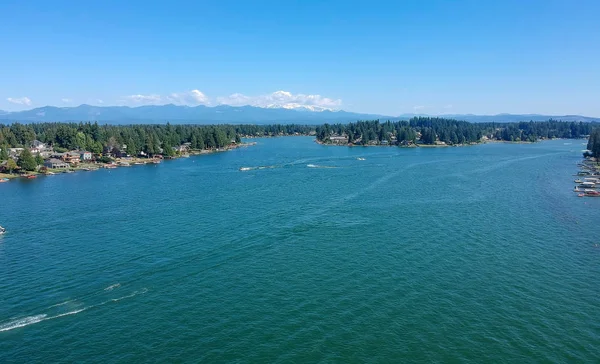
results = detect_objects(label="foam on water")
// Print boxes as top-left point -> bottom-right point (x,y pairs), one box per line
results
0,287 -> 148,333
104,283 -> 121,291
0,315 -> 48,332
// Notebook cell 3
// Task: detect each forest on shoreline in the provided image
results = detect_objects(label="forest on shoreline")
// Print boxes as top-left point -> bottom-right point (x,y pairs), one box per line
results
0,118 -> 598,162
316,118 -> 598,146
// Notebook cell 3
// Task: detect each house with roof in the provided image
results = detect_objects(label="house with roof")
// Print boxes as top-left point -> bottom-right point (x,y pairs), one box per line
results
44,158 -> 69,169
329,135 -> 349,144
80,151 -> 92,161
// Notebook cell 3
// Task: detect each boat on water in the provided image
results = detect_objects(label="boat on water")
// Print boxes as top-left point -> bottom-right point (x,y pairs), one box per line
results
585,190 -> 600,197
0,226 -> 5,234
152,160 -> 161,164
26,175 -> 37,179
0,178 -> 9,183
357,157 -> 366,161
181,154 -> 190,158
239,167 -> 252,171
574,179 -> 583,183
134,162 -> 145,165
579,182 -> 596,188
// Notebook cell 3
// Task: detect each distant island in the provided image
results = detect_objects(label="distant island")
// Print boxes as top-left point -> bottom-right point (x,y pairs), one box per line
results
316,117 -> 599,147
0,118 -> 598,180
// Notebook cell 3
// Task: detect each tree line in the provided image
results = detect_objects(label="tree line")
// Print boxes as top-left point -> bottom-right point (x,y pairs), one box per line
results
587,128 -> 600,158
316,118 -> 598,145
0,122 -> 243,156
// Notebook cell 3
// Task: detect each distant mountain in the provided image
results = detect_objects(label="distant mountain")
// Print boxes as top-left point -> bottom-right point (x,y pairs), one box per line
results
0,104 -> 387,124
0,104 -> 597,124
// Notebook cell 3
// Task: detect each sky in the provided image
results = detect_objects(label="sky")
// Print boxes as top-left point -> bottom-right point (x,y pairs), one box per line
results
1,0 -> 599,116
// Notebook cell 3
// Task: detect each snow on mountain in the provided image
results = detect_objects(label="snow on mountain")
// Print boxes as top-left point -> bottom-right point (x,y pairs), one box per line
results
265,103 -> 336,112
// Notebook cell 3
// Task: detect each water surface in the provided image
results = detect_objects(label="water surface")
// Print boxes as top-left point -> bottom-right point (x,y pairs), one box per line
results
1,137 -> 598,362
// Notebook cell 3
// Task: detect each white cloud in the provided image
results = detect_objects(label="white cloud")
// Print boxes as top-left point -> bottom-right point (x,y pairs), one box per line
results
61,98 -> 73,103
119,90 -> 341,111
121,90 -> 209,106
217,90 -> 342,110
123,94 -> 162,105
7,97 -> 32,106
166,89 -> 209,105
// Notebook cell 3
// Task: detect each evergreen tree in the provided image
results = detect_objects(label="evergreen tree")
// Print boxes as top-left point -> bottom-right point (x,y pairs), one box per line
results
17,149 -> 37,171
0,145 -> 8,160
7,159 -> 17,173
35,153 -> 44,166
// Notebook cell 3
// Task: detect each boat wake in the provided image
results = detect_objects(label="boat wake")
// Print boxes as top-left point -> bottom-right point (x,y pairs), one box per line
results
104,283 -> 121,291
306,164 -> 337,169
0,315 -> 47,332
239,165 -> 277,171
0,286 -> 147,333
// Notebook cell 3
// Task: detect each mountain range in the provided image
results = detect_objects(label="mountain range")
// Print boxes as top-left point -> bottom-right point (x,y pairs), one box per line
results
0,104 -> 598,124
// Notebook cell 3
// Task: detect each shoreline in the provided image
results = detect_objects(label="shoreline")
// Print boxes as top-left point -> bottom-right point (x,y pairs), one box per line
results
314,137 -> 579,148
0,142 -> 256,181
314,139 -> 478,148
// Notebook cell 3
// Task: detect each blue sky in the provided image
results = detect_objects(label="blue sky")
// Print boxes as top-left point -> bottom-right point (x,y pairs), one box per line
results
1,0 -> 599,115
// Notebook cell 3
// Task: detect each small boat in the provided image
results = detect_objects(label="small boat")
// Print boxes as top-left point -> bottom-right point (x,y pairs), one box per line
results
181,154 -> 190,158
357,157 -> 366,161
0,178 -> 8,183
0,226 -> 5,234
574,179 -> 583,183
578,193 -> 585,197
585,190 -> 600,197
239,167 -> 252,171
152,160 -> 160,164
26,175 -> 37,179
134,162 -> 145,165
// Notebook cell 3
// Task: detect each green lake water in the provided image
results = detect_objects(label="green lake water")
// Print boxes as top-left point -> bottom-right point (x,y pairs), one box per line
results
1,137 -> 599,362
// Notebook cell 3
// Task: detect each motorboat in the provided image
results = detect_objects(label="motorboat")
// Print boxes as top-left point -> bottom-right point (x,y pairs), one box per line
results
0,226 -> 5,234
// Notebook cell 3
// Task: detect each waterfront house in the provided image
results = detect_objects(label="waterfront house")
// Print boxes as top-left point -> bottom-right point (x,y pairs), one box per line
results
177,144 -> 190,153
44,158 -> 69,169
329,135 -> 349,144
63,152 -> 81,165
80,151 -> 92,161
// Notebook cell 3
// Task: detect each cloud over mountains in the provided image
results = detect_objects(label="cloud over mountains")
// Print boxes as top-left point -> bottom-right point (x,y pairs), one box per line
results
121,90 -> 341,111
